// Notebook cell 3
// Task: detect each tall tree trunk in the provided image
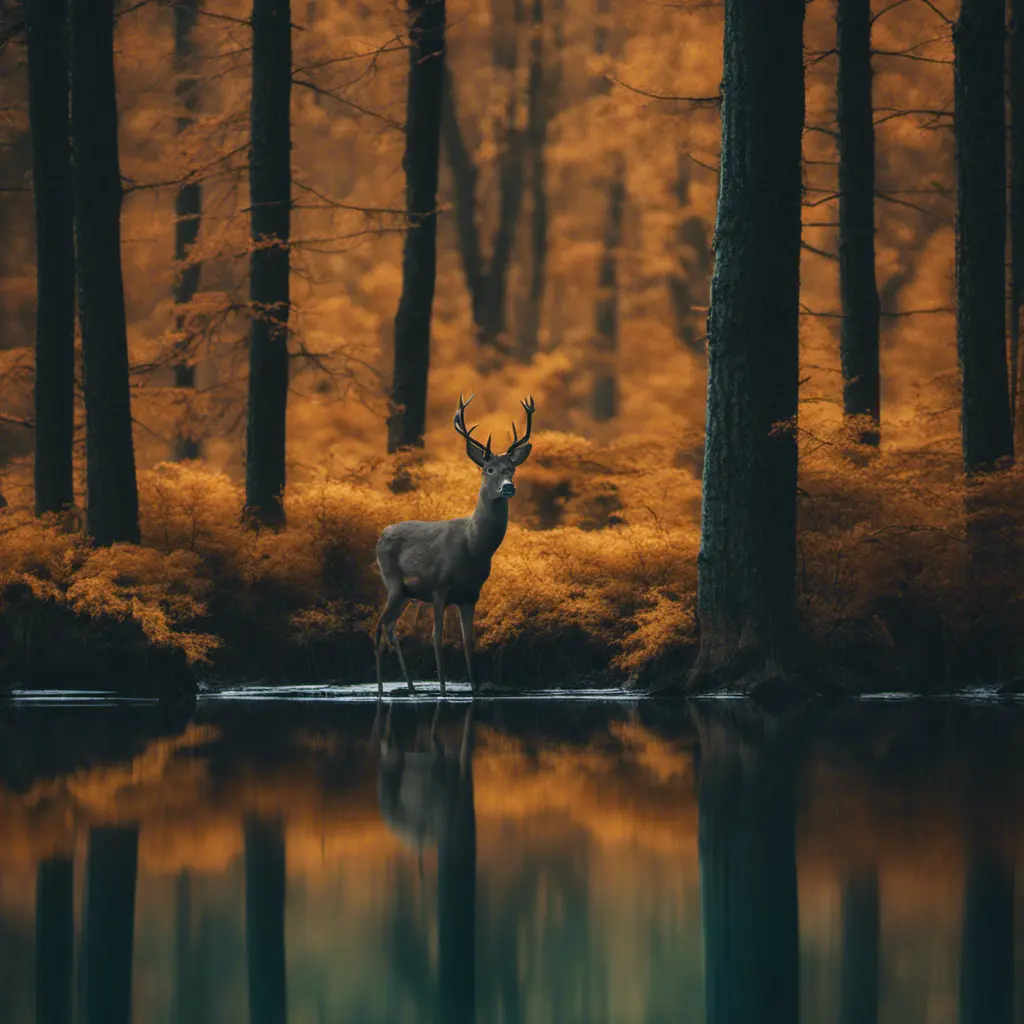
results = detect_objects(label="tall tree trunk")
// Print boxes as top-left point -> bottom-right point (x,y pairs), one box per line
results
690,0 -> 805,690
591,155 -> 625,422
955,0 -> 1013,473
1010,0 -> 1024,447
959,852 -> 1014,1024
836,0 -> 880,446
838,867 -> 879,1024
694,706 -> 800,1024
82,826 -> 139,1024
27,0 -> 76,517
244,818 -> 287,1024
70,0 -> 140,546
172,0 -> 203,462
244,0 -> 291,527
387,0 -> 445,453
35,856 -> 74,1024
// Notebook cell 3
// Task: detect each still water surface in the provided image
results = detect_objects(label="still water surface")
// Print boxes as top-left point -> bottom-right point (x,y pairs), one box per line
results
0,695 -> 1022,1023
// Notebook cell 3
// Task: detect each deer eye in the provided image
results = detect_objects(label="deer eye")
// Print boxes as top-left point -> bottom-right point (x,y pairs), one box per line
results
486,466 -> 495,475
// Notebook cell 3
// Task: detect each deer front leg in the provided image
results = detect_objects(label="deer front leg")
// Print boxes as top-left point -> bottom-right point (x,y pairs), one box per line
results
432,593 -> 447,695
457,603 -> 476,694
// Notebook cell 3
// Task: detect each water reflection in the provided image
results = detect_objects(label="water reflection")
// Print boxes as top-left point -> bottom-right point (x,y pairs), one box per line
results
0,700 -> 1023,1023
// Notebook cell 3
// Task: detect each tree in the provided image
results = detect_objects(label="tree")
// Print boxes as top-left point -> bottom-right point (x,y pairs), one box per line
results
1010,0 -> 1024,446
955,0 -> 1013,473
27,0 -> 76,517
591,154 -> 625,422
689,0 -> 805,690
387,0 -> 445,453
244,0 -> 291,527
82,826 -> 139,1024
245,818 -> 286,1024
70,0 -> 140,545
35,855 -> 74,1024
836,0 -> 880,446
171,0 -> 203,462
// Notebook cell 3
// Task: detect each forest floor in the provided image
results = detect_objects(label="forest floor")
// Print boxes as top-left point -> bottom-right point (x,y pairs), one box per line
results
1,440 -> 1022,696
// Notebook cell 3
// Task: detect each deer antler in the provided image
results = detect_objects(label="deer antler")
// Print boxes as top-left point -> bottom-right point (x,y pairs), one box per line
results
506,395 -> 535,458
454,393 -> 492,461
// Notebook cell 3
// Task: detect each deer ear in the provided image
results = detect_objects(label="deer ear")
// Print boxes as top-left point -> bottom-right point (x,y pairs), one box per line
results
509,443 -> 532,465
465,440 -> 487,468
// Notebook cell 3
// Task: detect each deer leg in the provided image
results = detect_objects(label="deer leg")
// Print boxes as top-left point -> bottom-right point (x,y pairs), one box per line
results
430,698 -> 443,753
377,593 -> 414,693
432,594 -> 447,695
457,603 -> 476,693
459,703 -> 475,777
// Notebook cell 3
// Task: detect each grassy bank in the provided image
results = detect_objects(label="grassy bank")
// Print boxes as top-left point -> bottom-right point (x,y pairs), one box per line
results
1,430 -> 1021,694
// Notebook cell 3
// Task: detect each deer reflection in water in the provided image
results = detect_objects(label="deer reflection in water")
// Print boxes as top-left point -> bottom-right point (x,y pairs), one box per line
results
377,702 -> 477,1023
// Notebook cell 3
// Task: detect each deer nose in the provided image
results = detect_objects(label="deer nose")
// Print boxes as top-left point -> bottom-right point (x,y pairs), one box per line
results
499,480 -> 516,497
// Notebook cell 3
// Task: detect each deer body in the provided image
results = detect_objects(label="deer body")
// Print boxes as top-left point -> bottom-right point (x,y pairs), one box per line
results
374,395 -> 534,696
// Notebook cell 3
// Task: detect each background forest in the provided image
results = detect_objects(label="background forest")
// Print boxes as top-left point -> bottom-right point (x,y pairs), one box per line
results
0,0 -> 1017,690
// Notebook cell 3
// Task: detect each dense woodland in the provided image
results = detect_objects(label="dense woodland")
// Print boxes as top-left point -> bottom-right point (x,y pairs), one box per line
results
0,0 -> 1021,693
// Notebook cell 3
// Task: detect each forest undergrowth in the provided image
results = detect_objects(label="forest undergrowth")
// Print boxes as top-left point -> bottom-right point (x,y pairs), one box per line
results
1,423 -> 1020,693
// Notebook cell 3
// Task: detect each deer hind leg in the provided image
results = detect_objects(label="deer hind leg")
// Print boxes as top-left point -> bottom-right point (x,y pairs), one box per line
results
432,593 -> 448,695
376,591 -> 414,694
457,603 -> 476,694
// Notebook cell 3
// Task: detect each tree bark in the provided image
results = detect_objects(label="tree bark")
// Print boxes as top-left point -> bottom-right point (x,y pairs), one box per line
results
70,0 -> 140,546
1010,0 -> 1024,447
955,0 -> 1013,473
82,826 -> 139,1024
172,0 -> 203,462
959,852 -> 1014,1024
244,818 -> 287,1024
690,0 -> 805,689
836,0 -> 880,446
838,867 -> 879,1024
27,0 -> 76,517
388,0 -> 445,453
244,0 -> 291,527
591,155 -> 625,422
35,856 -> 74,1024
694,706 -> 800,1024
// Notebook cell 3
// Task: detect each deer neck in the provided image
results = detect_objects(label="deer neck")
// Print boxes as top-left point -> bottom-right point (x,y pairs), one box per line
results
468,481 -> 509,557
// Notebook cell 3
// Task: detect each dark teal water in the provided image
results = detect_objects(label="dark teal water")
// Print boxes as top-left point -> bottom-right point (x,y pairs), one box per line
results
0,694 -> 1022,1023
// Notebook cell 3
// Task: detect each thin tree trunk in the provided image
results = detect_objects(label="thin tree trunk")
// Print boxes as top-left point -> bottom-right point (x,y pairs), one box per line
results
959,852 -> 1014,1024
838,867 -> 879,1024
955,0 -> 1013,473
27,0 -> 76,517
172,0 -> 203,462
694,706 -> 800,1024
388,0 -> 445,452
35,856 -> 74,1024
70,0 -> 140,546
592,155 -> 625,422
1010,0 -> 1024,447
690,0 -> 805,690
244,0 -> 291,527
668,155 -> 711,356
82,826 -> 139,1024
836,0 -> 880,446
244,818 -> 287,1024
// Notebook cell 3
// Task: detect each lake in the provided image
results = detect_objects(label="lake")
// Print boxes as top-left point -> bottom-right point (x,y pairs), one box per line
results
0,691 -> 1021,1023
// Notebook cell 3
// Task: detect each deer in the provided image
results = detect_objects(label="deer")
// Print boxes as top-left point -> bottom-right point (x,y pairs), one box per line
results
374,393 -> 535,697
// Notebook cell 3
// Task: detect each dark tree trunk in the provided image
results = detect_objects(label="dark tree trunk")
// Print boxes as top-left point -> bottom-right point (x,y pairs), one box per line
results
959,852 -> 1014,1024
244,0 -> 291,527
82,826 -> 139,1024
244,818 -> 287,1024
591,156 -> 625,422
1010,0 -> 1024,446
836,0 -> 880,446
437,760 -> 476,1024
27,0 -> 76,517
387,0 -> 445,453
694,707 -> 800,1024
172,0 -> 203,462
838,867 -> 879,1024
35,856 -> 74,1024
70,0 -> 140,546
690,0 -> 805,689
955,0 -> 1013,473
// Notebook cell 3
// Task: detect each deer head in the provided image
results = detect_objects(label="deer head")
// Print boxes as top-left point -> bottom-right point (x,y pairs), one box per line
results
453,393 -> 535,500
